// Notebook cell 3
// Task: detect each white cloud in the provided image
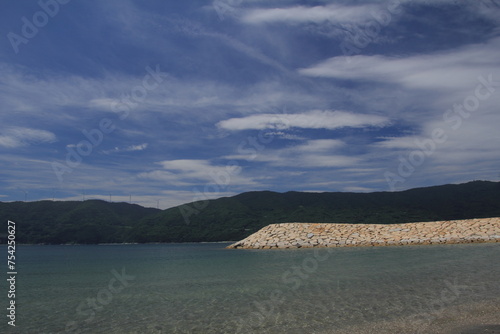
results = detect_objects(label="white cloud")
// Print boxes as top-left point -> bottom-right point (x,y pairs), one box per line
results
159,159 -> 212,171
225,139 -> 359,168
299,37 -> 500,91
262,131 -> 305,140
88,98 -> 117,110
2,0 -> 499,206
242,4 -> 378,25
241,1 -> 500,29
262,151 -> 359,167
0,63 -> 326,129
102,143 -> 148,154
137,170 -> 183,185
0,127 -> 56,148
374,136 -> 419,150
343,186 -> 374,192
299,154 -> 360,168
375,110 -> 500,190
128,143 -> 148,151
295,139 -> 345,152
217,110 -> 389,131
139,159 -> 257,187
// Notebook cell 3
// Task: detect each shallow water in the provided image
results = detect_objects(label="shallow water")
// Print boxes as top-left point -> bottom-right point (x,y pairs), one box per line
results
2,242 -> 499,333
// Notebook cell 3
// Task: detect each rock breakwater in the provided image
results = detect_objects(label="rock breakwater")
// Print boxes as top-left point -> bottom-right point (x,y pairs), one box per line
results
227,218 -> 500,249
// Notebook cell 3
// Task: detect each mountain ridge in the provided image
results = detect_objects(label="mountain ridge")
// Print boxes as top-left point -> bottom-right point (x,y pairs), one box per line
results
1,180 -> 499,244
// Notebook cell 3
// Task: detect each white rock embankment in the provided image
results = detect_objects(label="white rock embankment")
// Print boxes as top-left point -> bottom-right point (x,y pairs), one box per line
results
226,217 -> 500,249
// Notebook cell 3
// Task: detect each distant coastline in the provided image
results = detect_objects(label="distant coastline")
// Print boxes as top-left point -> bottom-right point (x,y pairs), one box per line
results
227,217 -> 500,249
2,181 -> 499,245
3,241 -> 235,246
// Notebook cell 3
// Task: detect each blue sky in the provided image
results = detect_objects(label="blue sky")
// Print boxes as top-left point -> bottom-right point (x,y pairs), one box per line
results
1,0 -> 499,209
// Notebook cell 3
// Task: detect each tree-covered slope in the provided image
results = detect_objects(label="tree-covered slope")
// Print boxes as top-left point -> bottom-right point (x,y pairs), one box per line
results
1,181 -> 499,244
0,200 -> 160,244
132,181 -> 500,243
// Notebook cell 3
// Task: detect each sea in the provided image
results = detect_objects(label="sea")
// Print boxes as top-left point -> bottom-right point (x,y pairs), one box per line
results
2,242 -> 500,334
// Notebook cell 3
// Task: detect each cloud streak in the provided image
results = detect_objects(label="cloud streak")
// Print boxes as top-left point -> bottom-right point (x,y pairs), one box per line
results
217,110 -> 390,131
0,127 -> 56,148
102,143 -> 148,154
242,4 -> 379,25
299,37 -> 500,91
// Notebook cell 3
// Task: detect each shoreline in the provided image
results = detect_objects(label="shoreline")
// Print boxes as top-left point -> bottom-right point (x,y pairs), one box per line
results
0,241 -> 235,246
227,217 -> 500,249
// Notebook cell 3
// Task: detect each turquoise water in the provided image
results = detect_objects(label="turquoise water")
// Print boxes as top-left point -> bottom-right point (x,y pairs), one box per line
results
2,243 -> 499,333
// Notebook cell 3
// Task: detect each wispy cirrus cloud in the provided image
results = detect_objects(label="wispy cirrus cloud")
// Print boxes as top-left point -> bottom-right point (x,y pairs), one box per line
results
102,143 -> 148,154
138,159 -> 257,187
299,37 -> 500,91
294,139 -> 345,152
242,4 -> 379,25
217,110 -> 390,131
0,127 -> 56,148
225,138 -> 360,168
1,0 -> 499,207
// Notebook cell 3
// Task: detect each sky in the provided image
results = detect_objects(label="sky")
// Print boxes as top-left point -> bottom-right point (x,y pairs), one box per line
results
1,0 -> 499,209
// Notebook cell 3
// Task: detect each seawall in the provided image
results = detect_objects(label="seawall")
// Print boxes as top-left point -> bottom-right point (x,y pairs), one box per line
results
226,217 -> 500,249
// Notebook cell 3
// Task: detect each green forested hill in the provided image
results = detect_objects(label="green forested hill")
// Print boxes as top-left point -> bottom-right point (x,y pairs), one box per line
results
0,200 -> 160,244
1,181 -> 499,244
135,181 -> 500,242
